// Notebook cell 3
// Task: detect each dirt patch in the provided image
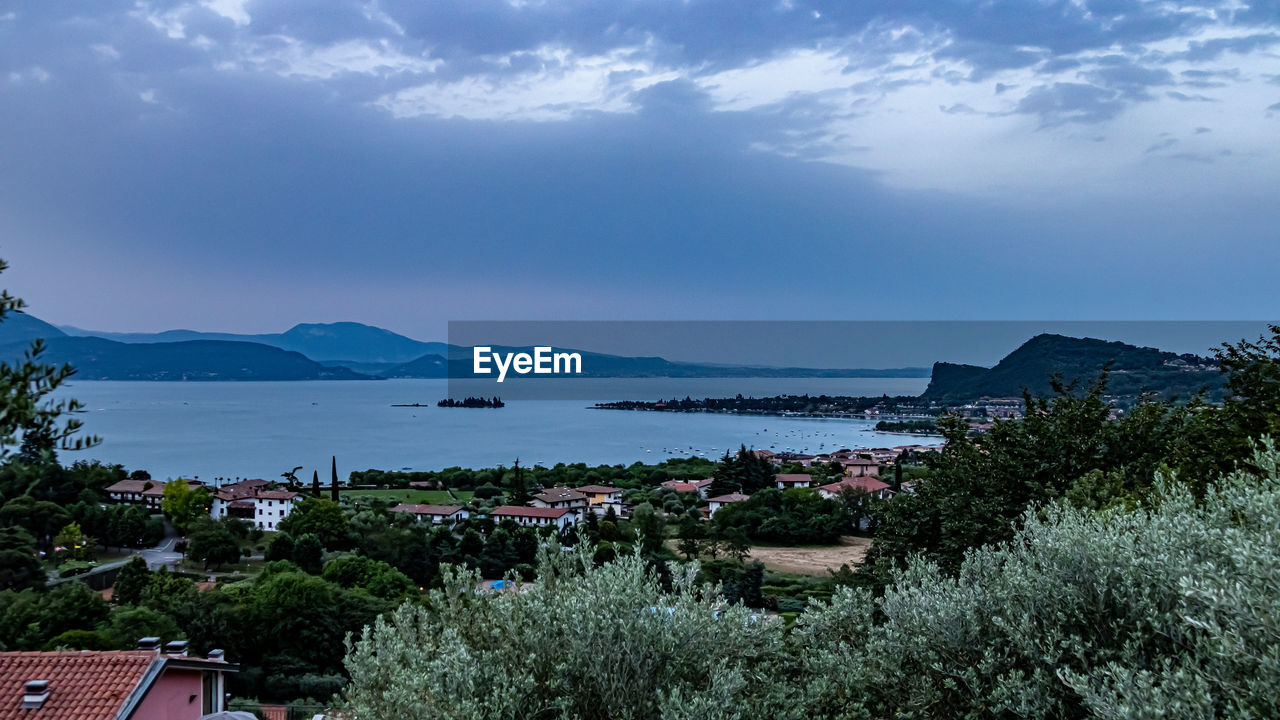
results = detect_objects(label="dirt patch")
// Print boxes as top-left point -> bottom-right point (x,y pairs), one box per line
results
745,536 -> 871,576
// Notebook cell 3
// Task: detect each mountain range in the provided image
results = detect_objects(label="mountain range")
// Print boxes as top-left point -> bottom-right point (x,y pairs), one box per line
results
5,316 -> 930,381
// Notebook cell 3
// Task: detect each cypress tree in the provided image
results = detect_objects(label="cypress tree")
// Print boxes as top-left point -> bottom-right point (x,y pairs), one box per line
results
331,456 -> 339,502
312,470 -> 320,497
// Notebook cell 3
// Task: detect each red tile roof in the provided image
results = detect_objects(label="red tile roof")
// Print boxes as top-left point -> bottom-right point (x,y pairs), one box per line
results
104,480 -> 153,495
254,490 -> 300,501
775,474 -> 814,484
492,506 -> 571,519
0,651 -> 156,720
572,485 -> 620,494
818,477 -> 892,495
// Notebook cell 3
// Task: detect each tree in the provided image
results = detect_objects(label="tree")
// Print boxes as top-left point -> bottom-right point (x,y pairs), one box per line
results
321,555 -> 414,601
53,521 -> 95,562
112,557 -> 150,605
292,533 -> 324,575
161,480 -> 213,533
341,546 -> 790,720
187,523 -> 241,570
0,258 -> 99,459
265,533 -> 295,562
629,502 -> 666,556
676,516 -> 704,560
0,526 -> 43,591
795,440 -> 1280,719
278,498 -> 350,549
722,527 -> 751,562
311,470 -> 320,497
331,456 -> 339,502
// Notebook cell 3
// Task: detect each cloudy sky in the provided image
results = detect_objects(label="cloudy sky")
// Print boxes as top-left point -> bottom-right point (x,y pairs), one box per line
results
1,0 -> 1277,339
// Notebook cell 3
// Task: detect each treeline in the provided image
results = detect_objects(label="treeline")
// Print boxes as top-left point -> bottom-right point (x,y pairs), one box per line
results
874,419 -> 938,433
596,394 -> 925,414
349,456 -> 718,493
436,396 -> 504,408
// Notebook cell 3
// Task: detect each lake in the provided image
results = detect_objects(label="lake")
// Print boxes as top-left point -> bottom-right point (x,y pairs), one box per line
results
53,377 -> 935,482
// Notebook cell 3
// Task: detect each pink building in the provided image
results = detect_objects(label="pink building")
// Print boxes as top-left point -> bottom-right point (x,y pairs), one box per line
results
0,639 -> 235,720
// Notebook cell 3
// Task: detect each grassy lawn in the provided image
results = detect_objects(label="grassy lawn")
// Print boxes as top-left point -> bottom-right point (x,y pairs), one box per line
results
346,488 -> 477,505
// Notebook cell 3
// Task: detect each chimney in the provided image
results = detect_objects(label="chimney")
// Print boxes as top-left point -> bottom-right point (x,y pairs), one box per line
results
137,637 -> 161,652
164,640 -> 188,656
22,680 -> 50,709
207,649 -> 225,662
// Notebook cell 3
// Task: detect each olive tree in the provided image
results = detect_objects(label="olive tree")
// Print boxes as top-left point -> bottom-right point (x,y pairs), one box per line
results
341,543 -> 793,720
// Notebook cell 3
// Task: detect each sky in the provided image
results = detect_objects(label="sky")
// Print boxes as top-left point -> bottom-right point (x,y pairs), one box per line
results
0,0 -> 1277,340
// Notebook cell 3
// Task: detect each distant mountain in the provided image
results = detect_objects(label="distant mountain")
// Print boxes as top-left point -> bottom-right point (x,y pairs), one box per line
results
0,336 -> 370,381
379,346 -> 931,380
922,333 -> 1222,401
380,353 -> 449,378
59,321 -> 443,364
0,312 -> 66,345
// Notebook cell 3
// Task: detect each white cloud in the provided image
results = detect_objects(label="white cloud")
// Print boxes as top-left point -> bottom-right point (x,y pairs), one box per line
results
91,44 -> 121,60
224,37 -> 442,79
375,45 -> 678,121
8,67 -> 51,84
202,0 -> 251,26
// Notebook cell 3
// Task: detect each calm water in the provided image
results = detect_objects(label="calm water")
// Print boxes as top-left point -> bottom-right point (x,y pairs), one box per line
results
53,378 -> 934,482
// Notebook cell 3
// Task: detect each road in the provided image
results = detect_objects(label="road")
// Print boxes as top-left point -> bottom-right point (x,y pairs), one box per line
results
47,518 -> 183,585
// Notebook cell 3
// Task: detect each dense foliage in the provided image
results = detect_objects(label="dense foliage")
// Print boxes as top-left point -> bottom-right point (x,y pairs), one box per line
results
342,442 -> 1280,719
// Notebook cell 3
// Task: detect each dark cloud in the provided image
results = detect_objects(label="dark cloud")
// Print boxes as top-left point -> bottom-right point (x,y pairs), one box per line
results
1,0 -> 1279,329
1170,33 -> 1280,62
1167,91 -> 1219,102
1015,82 -> 1126,125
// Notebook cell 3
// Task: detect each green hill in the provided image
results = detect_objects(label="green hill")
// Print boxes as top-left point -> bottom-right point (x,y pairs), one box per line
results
922,333 -> 1222,401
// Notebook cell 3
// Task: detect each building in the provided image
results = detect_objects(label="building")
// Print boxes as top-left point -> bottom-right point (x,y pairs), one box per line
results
706,493 -> 749,518
774,473 -> 817,490
0,639 -> 235,720
839,458 -> 881,478
491,506 -> 576,533
816,477 -> 895,501
105,479 -> 204,510
572,485 -> 626,517
209,480 -> 301,531
768,453 -> 817,467
530,487 -> 588,515
389,503 -> 468,526
659,478 -> 714,498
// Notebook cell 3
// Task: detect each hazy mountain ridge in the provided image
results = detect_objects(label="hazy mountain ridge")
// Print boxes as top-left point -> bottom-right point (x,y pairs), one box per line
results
923,333 -> 1223,401
0,336 -> 370,381
58,321 -> 443,364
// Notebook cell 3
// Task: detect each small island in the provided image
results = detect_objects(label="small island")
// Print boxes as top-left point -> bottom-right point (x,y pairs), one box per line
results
437,396 -> 505,408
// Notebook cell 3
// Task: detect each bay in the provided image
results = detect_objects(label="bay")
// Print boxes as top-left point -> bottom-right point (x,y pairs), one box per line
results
53,377 -> 935,482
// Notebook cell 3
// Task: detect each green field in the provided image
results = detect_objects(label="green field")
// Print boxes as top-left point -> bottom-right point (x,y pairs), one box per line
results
346,488 -> 478,505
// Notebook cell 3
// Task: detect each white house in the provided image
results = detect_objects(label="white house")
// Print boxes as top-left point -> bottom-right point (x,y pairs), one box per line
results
491,506 -> 576,532
210,479 -> 301,531
530,487 -> 589,514
775,473 -> 817,490
390,503 -> 469,526
706,493 -> 749,518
